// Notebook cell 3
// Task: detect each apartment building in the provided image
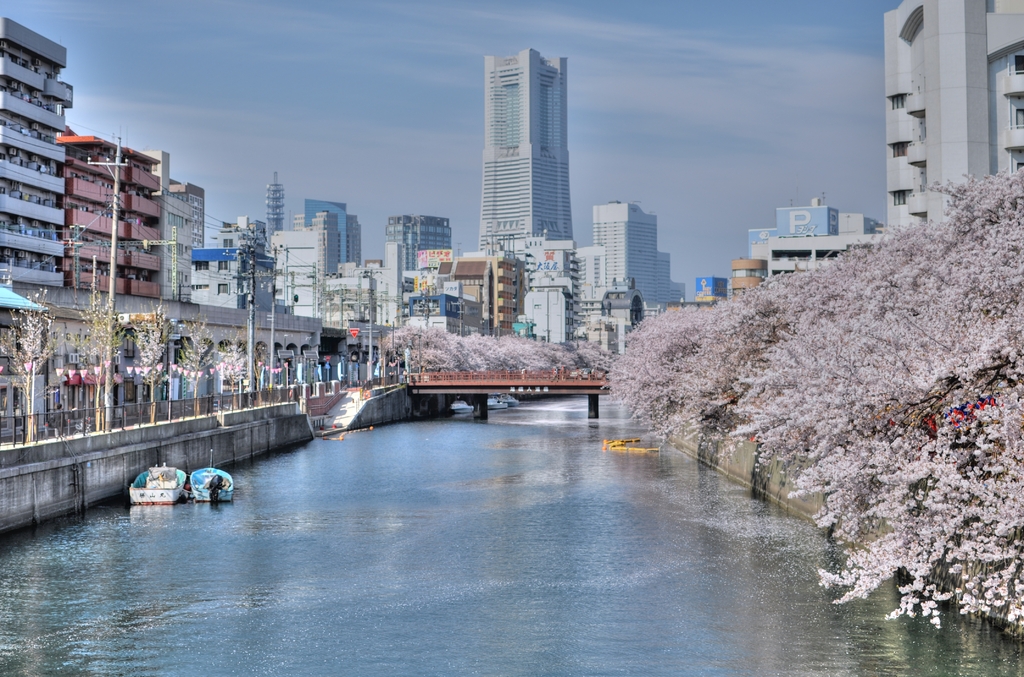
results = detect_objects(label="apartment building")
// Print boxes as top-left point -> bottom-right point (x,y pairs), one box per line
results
0,18 -> 73,287
885,0 -> 1024,226
59,133 -> 163,298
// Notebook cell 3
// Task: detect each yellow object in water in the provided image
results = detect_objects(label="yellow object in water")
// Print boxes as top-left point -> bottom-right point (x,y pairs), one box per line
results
602,438 -> 658,453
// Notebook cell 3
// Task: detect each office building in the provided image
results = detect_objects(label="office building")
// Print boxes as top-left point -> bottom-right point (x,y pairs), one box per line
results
592,201 -> 681,305
884,0 -> 1024,226
730,258 -> 768,295
346,214 -> 362,266
479,48 -> 571,251
749,199 -> 884,276
59,133 -> 163,298
266,171 -> 284,234
386,214 -> 451,271
294,210 -> 341,278
168,180 -> 204,248
0,18 -> 73,287
450,248 -> 525,335
141,150 -> 196,301
522,237 -> 580,343
191,218 -> 274,310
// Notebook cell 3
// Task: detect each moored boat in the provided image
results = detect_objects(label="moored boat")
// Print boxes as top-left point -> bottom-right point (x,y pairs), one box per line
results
129,466 -> 186,505
498,393 -> 520,407
486,396 -> 508,410
450,399 -> 473,414
190,467 -> 234,503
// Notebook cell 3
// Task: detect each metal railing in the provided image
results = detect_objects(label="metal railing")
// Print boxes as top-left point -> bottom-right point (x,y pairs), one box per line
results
408,369 -> 608,385
0,388 -> 300,448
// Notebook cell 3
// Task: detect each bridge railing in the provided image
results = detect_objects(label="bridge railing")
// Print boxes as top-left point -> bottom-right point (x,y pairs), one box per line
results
408,369 -> 608,385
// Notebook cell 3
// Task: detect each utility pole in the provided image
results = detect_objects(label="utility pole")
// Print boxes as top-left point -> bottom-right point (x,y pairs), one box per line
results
89,139 -> 127,431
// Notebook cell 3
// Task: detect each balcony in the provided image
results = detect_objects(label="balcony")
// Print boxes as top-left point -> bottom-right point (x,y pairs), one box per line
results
908,192 -> 929,217
127,279 -> 160,298
0,158 -> 63,193
42,77 -> 73,106
0,193 -> 62,225
122,193 -> 161,218
907,142 -> 927,167
1003,126 -> 1024,151
0,226 -> 63,257
0,55 -> 45,90
0,124 -> 63,162
69,272 -> 129,295
906,92 -> 925,118
126,222 -> 160,241
9,264 -> 62,287
126,250 -> 161,271
1004,71 -> 1024,97
67,177 -> 109,204
123,166 -> 159,192
0,92 -> 63,130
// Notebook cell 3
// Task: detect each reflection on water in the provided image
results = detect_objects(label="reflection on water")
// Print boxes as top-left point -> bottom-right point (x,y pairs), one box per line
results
1,398 -> 1023,676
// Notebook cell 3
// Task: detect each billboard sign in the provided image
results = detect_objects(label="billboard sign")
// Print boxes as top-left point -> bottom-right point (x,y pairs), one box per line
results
535,250 -> 565,272
775,206 -> 838,236
695,276 -> 728,301
417,248 -> 453,270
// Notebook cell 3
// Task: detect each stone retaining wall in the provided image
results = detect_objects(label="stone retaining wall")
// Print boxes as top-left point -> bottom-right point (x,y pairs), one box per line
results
0,403 -> 312,534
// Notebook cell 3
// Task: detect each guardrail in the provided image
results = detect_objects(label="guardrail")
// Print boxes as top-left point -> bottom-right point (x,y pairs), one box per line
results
408,369 -> 608,385
0,388 -> 300,447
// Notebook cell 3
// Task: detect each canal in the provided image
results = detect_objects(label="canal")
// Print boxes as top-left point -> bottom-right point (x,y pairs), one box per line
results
1,399 -> 1022,676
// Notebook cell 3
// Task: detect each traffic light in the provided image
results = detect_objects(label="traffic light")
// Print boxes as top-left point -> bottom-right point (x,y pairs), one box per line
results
293,294 -> 299,304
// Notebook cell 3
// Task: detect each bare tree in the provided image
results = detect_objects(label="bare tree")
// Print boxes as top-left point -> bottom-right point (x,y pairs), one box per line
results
76,287 -> 122,430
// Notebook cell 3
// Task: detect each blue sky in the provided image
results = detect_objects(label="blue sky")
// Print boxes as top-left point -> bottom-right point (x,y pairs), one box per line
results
16,0 -> 897,297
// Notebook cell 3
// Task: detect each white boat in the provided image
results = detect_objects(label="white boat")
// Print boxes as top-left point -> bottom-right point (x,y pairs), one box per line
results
450,399 -> 473,414
498,394 -> 520,407
487,396 -> 508,410
129,466 -> 186,505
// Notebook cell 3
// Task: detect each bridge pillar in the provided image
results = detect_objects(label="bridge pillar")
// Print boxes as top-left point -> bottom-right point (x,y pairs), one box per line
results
588,394 -> 599,419
472,394 -> 488,420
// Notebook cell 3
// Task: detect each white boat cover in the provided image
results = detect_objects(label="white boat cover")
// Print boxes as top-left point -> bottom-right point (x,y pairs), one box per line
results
145,467 -> 179,489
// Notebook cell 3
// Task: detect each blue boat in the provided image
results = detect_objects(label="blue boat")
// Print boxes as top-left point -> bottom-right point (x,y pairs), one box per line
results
190,468 -> 234,503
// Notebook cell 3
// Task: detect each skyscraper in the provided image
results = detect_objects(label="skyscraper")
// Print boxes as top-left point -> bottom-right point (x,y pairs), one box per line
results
479,48 -> 571,251
592,201 -> 681,305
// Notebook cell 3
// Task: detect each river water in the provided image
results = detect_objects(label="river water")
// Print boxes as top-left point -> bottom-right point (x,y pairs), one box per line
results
1,399 -> 1022,676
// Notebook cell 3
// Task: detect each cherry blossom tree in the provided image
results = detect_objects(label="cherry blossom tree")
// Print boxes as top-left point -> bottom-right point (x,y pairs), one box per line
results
613,170 -> 1024,628
0,292 -> 55,442
130,306 -> 168,424
385,326 -> 614,374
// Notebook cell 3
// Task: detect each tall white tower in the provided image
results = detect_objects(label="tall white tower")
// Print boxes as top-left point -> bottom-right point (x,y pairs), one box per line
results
479,48 -> 571,251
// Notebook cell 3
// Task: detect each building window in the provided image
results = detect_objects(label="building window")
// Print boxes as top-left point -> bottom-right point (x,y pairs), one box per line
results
891,142 -> 909,158
1016,55 -> 1024,75
892,190 -> 910,206
194,261 -> 209,271
218,260 -> 230,272
217,283 -> 228,294
890,94 -> 906,110
222,239 -> 234,247
1017,108 -> 1024,129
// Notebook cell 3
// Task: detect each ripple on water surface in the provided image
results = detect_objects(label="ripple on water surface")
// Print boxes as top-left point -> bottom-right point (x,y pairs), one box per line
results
1,399 -> 1023,676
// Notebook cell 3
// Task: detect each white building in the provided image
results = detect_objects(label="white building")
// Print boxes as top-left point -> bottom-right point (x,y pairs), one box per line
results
592,201 -> 681,305
750,200 -> 885,275
522,237 -> 579,343
323,241 -> 405,327
0,18 -> 72,287
885,0 -> 1024,227
479,48 -> 571,251
271,229 -> 321,317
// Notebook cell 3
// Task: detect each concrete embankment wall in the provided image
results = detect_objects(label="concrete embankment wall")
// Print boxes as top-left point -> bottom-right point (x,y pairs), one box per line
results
0,403 -> 312,535
668,430 -> 823,521
346,387 -> 413,431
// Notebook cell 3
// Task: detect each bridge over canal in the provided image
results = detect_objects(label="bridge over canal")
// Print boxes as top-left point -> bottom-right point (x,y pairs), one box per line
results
407,369 -> 610,418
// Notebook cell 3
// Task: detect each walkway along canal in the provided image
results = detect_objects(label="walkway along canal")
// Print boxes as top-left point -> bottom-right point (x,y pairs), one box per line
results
1,399 -> 1022,675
